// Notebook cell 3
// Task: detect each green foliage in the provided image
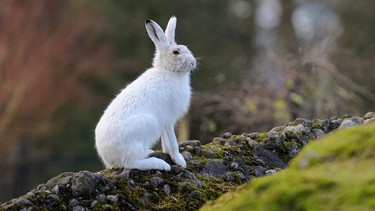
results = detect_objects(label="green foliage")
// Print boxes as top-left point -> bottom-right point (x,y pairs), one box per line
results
274,100 -> 290,122
289,93 -> 304,105
201,123 -> 375,210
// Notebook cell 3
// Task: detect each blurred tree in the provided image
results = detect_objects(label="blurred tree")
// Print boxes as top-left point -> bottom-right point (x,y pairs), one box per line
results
0,0 -> 111,200
191,0 -> 375,141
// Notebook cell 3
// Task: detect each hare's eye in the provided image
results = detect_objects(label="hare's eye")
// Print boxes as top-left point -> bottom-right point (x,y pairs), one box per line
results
172,50 -> 180,55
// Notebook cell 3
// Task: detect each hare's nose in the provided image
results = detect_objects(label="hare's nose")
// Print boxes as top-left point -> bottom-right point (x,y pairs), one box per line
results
191,63 -> 196,70
191,59 -> 196,69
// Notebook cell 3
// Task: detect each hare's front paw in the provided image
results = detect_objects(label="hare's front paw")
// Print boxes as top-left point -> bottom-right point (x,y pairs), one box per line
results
171,152 -> 187,168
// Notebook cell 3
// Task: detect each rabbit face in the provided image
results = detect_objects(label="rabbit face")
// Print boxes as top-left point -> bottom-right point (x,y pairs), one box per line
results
146,16 -> 196,73
155,45 -> 196,73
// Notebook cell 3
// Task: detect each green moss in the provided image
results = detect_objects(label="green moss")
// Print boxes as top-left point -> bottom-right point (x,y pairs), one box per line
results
283,141 -> 301,150
341,113 -> 351,119
227,172 -> 242,184
100,168 -> 124,174
197,175 -> 236,200
102,162 -> 239,210
311,119 -> 323,129
203,144 -> 225,159
201,123 -> 375,211
255,133 -> 267,142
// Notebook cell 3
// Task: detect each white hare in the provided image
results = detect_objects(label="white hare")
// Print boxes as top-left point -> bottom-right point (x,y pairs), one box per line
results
95,16 -> 196,171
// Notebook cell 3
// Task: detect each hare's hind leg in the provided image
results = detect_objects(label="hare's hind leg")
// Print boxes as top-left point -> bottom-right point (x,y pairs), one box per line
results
128,157 -> 171,171
121,116 -> 171,171
125,142 -> 171,171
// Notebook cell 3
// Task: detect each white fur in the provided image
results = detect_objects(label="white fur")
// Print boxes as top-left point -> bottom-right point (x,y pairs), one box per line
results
95,16 -> 196,171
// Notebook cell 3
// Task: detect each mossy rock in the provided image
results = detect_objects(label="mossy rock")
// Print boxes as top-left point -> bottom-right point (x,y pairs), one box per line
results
2,114 -> 372,210
201,123 -> 375,211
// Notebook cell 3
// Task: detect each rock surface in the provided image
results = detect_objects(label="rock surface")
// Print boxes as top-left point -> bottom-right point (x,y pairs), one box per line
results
1,113 -> 374,210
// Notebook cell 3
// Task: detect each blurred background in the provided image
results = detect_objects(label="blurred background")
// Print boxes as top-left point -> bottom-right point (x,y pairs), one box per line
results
0,0 -> 374,201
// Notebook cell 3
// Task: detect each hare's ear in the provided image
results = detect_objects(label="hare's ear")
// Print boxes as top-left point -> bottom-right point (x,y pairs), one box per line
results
145,19 -> 169,50
165,16 -> 176,44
